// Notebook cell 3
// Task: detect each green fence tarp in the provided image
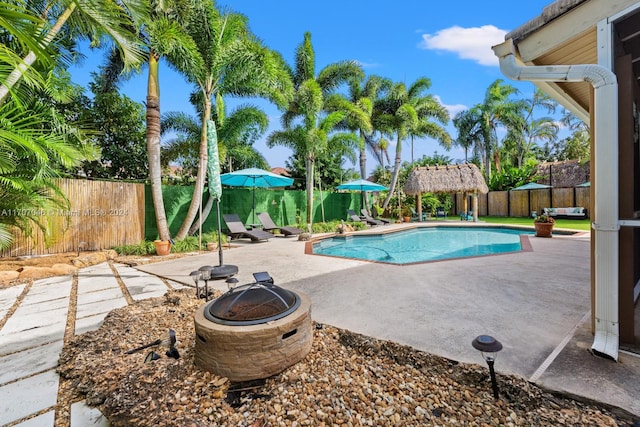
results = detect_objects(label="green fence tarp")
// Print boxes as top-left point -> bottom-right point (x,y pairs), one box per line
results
145,185 -> 369,240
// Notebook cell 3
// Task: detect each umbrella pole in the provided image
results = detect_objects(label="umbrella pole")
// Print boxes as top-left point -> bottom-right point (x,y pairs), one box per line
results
216,198 -> 223,266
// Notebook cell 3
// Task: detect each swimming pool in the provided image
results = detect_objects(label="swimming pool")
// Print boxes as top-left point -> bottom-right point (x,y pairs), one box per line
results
311,226 -> 533,264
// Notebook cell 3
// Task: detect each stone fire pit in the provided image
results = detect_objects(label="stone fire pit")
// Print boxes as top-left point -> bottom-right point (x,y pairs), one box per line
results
193,280 -> 312,382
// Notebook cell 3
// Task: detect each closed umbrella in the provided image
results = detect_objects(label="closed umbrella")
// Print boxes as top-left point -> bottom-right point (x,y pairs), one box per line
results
336,179 -> 388,212
206,120 -> 224,266
220,168 -> 294,224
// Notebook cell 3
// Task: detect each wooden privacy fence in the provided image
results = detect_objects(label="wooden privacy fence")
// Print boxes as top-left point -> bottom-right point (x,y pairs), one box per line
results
1,179 -> 145,257
454,187 -> 591,218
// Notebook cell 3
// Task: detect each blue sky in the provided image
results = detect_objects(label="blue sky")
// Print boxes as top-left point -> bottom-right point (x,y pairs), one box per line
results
70,0 -> 554,174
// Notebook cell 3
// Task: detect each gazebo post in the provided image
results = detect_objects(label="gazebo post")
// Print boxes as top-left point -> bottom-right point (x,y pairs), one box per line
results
417,192 -> 423,222
463,192 -> 468,219
472,193 -> 479,222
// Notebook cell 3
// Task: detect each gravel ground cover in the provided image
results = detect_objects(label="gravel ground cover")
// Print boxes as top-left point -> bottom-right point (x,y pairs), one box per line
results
57,290 -> 637,427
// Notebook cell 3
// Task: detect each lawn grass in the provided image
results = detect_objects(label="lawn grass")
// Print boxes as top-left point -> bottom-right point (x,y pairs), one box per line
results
479,216 -> 591,231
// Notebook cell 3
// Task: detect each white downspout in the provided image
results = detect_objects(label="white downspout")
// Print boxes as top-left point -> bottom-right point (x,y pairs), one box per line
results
493,39 -> 619,361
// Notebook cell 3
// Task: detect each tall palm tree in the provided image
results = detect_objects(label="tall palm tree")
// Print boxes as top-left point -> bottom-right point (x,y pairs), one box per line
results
373,77 -> 451,208
140,0 -> 198,242
167,3 -> 292,239
268,32 -> 363,225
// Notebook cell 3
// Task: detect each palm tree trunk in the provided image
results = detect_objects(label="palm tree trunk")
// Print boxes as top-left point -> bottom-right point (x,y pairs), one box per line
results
175,95 -> 212,239
358,130 -> 366,179
0,4 -> 76,106
382,134 -> 402,209
146,53 -> 170,241
187,193 -> 215,235
306,157 -> 314,226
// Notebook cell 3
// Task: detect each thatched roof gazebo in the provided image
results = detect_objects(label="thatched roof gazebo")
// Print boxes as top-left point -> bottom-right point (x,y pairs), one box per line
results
403,164 -> 488,222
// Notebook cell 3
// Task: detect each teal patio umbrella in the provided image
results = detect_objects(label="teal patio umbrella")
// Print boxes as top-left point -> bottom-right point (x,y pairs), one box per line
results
511,182 -> 552,190
220,167 -> 294,224
336,179 -> 388,212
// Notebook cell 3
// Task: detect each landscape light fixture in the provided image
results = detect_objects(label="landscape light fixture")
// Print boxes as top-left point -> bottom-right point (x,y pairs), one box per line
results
198,265 -> 213,300
225,277 -> 239,291
472,335 -> 503,399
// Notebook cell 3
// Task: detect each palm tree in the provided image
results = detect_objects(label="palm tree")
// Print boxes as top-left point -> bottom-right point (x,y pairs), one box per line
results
455,80 -> 521,182
142,0 -> 197,242
453,109 -> 483,163
161,97 -> 270,235
167,3 -> 292,240
326,75 -> 390,179
373,77 -> 451,208
502,89 -> 559,168
0,0 -> 146,105
268,32 -> 363,225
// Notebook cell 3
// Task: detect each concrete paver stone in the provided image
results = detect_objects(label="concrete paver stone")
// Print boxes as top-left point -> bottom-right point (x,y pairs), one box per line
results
0,370 -> 58,425
0,284 -> 25,319
13,411 -> 55,427
70,401 -> 109,427
75,297 -> 127,320
0,340 -> 63,385
113,264 -> 168,300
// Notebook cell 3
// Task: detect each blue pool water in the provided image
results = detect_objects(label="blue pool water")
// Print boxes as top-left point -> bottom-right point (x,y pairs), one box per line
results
312,226 -> 533,264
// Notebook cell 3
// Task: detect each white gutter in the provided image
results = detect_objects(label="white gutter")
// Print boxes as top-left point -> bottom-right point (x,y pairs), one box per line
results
493,39 -> 620,361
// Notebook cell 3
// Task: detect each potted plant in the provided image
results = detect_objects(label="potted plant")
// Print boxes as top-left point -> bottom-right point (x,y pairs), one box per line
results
153,239 -> 172,255
401,206 -> 413,222
533,214 -> 555,237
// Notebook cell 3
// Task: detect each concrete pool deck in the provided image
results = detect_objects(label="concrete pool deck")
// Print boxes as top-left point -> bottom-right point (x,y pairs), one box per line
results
138,222 -> 640,418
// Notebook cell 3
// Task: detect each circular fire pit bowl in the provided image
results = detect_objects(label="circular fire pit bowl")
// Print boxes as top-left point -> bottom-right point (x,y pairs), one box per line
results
194,286 -> 312,382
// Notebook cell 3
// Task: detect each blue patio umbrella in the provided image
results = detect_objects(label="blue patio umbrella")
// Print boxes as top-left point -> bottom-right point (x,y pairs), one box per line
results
336,179 -> 388,212
576,181 -> 591,187
220,168 -> 294,224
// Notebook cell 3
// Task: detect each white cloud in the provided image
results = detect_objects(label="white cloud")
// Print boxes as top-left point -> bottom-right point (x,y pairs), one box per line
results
355,60 -> 381,69
434,95 -> 468,117
419,25 -> 507,66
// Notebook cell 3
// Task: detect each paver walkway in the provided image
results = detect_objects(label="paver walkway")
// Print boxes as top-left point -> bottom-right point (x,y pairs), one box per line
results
0,261 -> 188,427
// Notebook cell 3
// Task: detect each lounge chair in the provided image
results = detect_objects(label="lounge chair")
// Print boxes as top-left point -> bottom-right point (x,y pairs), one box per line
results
348,209 -> 382,226
435,206 -> 447,219
222,214 -> 272,242
360,209 -> 390,224
257,212 -> 303,237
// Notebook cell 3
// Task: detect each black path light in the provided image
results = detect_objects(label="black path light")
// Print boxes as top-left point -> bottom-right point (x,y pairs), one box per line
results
472,335 -> 503,399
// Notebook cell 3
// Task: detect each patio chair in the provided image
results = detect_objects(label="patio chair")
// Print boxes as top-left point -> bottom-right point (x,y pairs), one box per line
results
435,206 -> 448,219
409,207 -> 427,221
360,209 -> 390,224
257,212 -> 303,237
222,214 -> 273,242
348,209 -> 382,226
460,211 -> 473,221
